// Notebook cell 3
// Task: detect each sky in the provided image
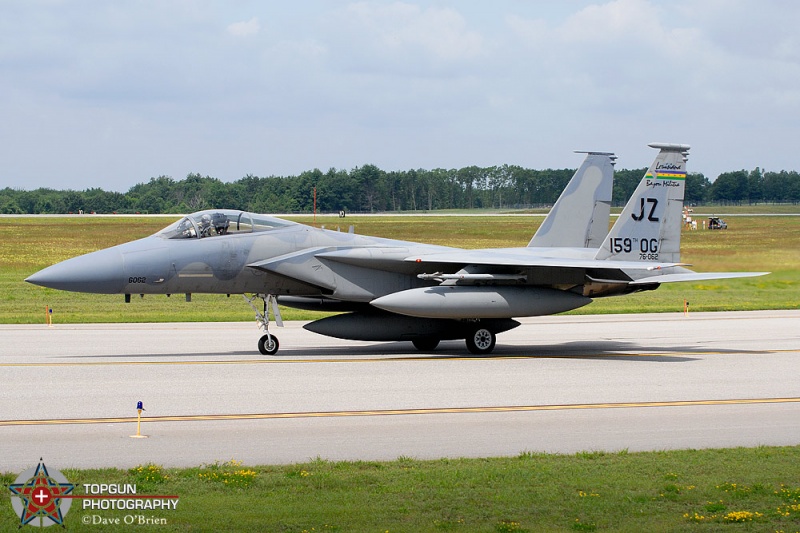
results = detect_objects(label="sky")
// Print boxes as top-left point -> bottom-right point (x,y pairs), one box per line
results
1,0 -> 799,192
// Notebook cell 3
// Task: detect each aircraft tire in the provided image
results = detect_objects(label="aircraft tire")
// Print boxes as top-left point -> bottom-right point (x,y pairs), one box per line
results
412,338 -> 440,351
258,334 -> 279,355
466,327 -> 496,355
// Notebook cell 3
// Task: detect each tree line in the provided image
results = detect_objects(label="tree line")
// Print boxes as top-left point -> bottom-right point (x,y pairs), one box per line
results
1,165 -> 798,215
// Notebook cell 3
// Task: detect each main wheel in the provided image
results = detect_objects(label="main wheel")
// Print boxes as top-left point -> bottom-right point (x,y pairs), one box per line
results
465,327 -> 496,355
412,338 -> 440,351
258,334 -> 279,355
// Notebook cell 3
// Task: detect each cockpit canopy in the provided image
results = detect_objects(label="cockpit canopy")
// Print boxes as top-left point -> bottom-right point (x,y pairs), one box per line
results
158,210 -> 295,239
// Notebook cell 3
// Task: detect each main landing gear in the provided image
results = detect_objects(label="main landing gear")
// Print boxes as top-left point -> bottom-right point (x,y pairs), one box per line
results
410,326 -> 497,355
465,326 -> 496,355
244,294 -> 283,355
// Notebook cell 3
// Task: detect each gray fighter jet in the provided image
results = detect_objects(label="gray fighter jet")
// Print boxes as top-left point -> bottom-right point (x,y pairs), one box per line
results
26,144 -> 766,355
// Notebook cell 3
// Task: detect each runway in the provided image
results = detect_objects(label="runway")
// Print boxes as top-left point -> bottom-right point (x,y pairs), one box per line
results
1,310 -> 799,471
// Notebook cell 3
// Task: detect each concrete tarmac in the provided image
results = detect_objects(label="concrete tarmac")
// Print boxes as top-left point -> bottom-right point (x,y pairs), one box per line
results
1,310 -> 799,471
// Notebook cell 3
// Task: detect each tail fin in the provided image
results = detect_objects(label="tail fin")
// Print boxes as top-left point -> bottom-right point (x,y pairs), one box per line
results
595,143 -> 690,263
528,151 -> 615,248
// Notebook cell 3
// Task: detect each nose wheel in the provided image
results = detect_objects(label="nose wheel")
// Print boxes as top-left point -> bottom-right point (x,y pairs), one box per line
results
258,334 -> 280,355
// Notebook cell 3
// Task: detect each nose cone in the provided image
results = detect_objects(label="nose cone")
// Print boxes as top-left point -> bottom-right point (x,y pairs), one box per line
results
26,247 -> 126,294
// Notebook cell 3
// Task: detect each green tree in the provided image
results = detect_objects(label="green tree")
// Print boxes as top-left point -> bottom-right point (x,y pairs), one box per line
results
317,167 -> 356,212
0,191 -> 23,214
611,168 -> 645,206
747,168 -> 764,204
685,173 -> 711,205
351,164 -> 384,212
711,170 -> 748,204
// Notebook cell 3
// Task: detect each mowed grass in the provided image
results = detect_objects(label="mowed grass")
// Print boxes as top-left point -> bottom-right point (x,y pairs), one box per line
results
1,213 -> 798,324
2,448 -> 800,532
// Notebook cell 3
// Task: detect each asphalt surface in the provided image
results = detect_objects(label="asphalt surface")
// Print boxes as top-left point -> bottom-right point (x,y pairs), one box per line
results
1,310 -> 799,471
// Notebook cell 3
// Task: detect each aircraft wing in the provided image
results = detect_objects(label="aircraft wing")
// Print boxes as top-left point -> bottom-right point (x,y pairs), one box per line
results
403,249 -> 685,272
404,250 -> 768,285
252,245 -> 456,276
247,247 -> 341,290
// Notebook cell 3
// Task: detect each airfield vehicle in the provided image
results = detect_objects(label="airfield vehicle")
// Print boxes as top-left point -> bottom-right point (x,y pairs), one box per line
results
708,216 -> 728,230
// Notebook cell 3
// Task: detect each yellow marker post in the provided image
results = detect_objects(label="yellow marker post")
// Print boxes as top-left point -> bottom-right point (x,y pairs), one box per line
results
683,299 -> 690,316
130,400 -> 149,439
45,306 -> 52,327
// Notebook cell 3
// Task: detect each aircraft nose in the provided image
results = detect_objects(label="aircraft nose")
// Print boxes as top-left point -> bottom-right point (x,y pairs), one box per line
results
26,247 -> 126,294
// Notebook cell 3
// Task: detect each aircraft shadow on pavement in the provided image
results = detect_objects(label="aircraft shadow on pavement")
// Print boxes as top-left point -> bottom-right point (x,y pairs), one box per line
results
62,340 -> 768,362
253,340 -> 757,362
57,351 -> 258,360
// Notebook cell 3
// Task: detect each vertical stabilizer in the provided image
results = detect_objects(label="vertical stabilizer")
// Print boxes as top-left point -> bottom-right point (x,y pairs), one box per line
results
595,143 -> 690,263
528,151 -> 615,248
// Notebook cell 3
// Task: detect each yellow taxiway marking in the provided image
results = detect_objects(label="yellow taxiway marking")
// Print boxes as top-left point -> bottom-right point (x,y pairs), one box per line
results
0,349 -> 793,367
2,397 -> 798,427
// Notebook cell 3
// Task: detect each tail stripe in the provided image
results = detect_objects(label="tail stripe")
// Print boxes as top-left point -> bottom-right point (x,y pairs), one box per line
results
648,171 -> 686,180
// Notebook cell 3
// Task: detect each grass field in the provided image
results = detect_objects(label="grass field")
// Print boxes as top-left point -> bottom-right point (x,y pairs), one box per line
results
2,447 -> 800,531
1,213 -> 798,324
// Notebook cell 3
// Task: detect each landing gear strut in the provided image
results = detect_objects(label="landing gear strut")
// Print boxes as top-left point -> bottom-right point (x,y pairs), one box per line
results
244,294 -> 283,355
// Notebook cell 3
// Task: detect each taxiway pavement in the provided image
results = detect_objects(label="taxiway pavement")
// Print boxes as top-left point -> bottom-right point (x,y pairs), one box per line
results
1,310 -> 799,471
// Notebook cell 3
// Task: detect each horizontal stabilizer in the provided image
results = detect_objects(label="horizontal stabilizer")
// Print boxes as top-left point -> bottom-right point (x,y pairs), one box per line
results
629,271 -> 769,285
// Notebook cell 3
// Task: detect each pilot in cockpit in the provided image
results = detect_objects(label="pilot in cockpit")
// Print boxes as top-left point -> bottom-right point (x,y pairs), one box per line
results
196,212 -> 231,238
198,214 -> 214,237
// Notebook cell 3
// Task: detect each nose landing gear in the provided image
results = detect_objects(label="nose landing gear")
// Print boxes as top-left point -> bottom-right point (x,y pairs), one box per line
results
244,294 -> 283,355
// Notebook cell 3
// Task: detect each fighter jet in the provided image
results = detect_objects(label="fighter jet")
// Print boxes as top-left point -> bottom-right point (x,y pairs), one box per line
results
26,143 -> 766,355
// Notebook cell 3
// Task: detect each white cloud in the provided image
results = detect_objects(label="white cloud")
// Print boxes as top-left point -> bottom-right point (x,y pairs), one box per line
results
333,2 -> 484,68
227,17 -> 260,37
559,0 -> 659,44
